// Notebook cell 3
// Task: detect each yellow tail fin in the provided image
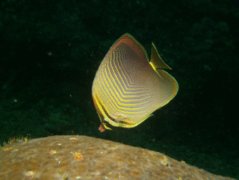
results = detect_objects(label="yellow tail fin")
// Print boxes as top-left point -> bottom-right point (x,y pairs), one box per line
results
149,43 -> 172,71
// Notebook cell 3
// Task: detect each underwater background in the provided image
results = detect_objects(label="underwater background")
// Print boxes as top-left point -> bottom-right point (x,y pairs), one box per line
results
0,0 -> 238,179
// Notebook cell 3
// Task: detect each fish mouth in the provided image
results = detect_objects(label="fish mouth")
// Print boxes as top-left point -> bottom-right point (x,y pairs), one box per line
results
98,123 -> 106,133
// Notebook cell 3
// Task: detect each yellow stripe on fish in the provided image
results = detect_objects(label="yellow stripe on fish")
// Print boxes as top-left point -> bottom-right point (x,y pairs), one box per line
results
92,33 -> 179,132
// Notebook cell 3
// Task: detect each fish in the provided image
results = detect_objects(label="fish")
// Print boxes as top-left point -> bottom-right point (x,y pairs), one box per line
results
92,33 -> 179,132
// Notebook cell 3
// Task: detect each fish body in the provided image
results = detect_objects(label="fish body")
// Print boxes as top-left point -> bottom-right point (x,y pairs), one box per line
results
92,33 -> 178,132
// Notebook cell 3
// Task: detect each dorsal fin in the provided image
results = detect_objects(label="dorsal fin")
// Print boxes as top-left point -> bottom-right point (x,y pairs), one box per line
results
150,42 -> 172,71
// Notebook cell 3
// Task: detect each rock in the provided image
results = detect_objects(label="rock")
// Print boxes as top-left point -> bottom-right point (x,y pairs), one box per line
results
0,135 -> 234,180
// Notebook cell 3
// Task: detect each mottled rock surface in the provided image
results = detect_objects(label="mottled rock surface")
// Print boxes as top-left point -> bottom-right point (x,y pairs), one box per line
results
0,136 -> 235,180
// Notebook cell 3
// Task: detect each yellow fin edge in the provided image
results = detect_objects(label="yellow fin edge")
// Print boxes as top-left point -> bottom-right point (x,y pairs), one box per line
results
150,43 -> 172,71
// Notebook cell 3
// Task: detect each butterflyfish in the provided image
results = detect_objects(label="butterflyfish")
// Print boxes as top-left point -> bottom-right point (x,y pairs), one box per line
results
92,33 -> 178,132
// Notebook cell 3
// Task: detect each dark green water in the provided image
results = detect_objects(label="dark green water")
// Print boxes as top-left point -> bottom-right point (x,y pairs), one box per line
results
0,0 -> 238,179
